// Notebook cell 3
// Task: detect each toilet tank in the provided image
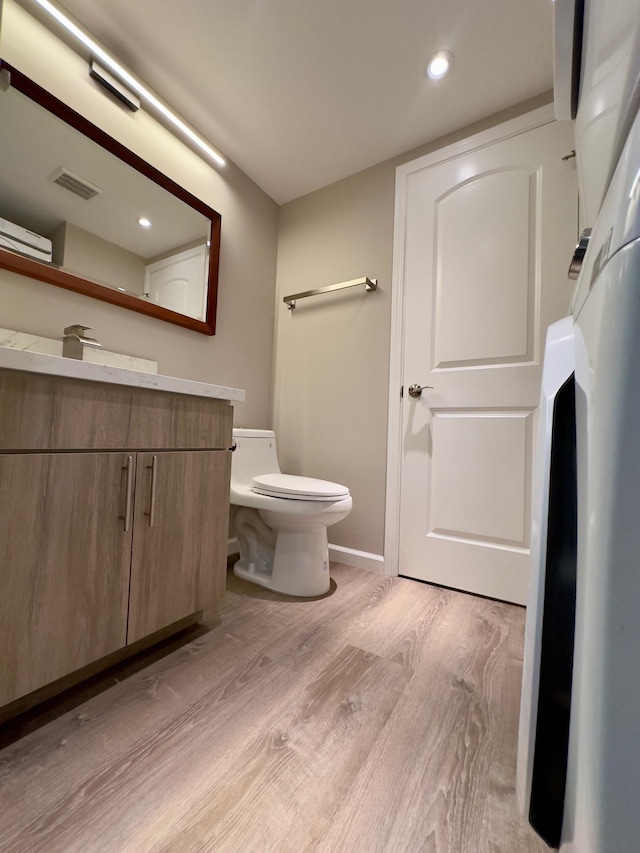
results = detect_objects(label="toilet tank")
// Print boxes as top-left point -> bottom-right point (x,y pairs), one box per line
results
231,429 -> 281,488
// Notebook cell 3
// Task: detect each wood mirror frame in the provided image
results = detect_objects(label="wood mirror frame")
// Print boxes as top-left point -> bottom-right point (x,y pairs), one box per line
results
0,61 -> 222,335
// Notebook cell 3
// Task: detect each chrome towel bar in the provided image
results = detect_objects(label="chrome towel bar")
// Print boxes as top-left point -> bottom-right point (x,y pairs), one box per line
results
283,276 -> 377,309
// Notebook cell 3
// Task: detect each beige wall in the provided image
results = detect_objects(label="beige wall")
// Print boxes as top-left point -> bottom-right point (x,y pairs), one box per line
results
0,0 -> 278,428
274,92 -> 553,559
52,222 -> 147,296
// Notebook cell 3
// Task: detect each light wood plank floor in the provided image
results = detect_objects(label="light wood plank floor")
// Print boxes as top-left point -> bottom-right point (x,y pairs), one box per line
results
0,564 -> 548,852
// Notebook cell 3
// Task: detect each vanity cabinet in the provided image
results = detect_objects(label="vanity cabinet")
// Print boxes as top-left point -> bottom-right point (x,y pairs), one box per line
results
0,368 -> 233,714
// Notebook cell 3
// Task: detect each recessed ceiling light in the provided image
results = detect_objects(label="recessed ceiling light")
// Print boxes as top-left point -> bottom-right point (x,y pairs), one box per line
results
426,50 -> 454,81
137,217 -> 152,228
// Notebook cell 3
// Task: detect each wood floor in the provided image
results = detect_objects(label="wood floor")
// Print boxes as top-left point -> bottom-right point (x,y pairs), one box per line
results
0,563 -> 548,853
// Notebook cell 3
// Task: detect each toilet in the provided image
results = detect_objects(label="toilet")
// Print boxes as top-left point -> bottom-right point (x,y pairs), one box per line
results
230,428 -> 352,596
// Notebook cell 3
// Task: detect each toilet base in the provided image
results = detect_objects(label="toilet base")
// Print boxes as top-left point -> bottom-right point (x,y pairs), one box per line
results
233,526 -> 331,597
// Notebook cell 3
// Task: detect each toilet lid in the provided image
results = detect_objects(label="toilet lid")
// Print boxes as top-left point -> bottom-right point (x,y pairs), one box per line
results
251,473 -> 350,501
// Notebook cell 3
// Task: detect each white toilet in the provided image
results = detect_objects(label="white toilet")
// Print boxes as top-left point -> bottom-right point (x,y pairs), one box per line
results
230,429 -> 352,596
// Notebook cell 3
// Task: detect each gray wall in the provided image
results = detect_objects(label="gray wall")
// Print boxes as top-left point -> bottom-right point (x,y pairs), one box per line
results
0,0 -> 278,428
273,93 -> 553,560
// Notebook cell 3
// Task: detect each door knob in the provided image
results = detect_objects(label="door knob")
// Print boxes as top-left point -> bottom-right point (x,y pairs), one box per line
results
407,383 -> 433,399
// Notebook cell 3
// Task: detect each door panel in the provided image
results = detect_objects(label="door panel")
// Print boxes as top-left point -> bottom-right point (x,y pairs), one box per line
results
429,409 -> 533,547
399,117 -> 577,603
127,450 -> 230,643
0,452 -> 131,705
435,168 -> 536,366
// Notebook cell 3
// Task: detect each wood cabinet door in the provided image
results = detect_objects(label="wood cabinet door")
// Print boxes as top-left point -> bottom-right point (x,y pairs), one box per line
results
0,453 -> 132,705
127,450 -> 230,643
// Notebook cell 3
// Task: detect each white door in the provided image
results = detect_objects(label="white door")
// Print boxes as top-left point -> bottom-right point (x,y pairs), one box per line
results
144,244 -> 208,320
395,110 -> 577,604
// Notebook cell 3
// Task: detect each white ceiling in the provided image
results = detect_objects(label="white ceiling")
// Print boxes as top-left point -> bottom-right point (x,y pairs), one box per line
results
43,0 -> 554,204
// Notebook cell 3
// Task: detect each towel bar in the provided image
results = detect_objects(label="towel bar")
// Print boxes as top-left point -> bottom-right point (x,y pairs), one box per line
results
283,276 -> 377,309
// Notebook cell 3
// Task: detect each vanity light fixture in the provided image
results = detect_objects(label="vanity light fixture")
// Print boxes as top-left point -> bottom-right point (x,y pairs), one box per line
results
90,59 -> 140,112
426,50 -> 454,81
137,217 -> 152,228
33,0 -> 226,167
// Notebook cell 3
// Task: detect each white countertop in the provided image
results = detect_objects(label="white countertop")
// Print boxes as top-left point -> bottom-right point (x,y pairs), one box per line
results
0,346 -> 245,402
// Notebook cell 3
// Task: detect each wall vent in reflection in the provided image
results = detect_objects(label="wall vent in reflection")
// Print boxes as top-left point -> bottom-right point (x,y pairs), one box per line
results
48,166 -> 103,200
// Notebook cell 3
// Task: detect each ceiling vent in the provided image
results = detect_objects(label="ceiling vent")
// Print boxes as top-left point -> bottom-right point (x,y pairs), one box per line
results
49,167 -> 103,201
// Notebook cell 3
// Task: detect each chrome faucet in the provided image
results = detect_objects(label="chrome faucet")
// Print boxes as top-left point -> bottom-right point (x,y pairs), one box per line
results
62,324 -> 102,360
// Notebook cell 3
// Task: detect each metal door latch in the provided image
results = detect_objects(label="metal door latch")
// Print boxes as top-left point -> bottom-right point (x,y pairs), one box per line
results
407,384 -> 433,399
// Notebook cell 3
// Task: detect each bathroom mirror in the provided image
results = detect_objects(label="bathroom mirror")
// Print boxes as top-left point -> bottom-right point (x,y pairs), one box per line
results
0,62 -> 221,335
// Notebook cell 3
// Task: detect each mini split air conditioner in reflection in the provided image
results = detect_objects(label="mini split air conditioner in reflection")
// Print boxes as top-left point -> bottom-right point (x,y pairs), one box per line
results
0,216 -> 52,263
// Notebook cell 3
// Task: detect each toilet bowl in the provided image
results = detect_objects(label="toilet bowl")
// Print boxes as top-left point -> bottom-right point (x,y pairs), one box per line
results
230,429 -> 352,596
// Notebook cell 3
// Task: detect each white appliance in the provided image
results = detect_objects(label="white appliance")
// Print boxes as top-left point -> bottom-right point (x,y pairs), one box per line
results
0,216 -> 52,262
517,0 -> 640,849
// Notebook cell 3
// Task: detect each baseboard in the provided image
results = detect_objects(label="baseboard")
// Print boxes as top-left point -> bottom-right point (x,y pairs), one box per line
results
328,544 -> 385,575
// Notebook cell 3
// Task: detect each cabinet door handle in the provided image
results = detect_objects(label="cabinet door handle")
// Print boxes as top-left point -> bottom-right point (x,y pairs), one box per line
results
121,455 -> 134,532
145,455 -> 158,527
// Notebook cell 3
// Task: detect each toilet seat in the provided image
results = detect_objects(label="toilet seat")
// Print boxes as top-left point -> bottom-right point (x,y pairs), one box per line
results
251,473 -> 350,502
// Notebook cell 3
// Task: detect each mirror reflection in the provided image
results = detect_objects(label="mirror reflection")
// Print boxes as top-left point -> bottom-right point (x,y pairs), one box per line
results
0,64 -> 221,332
